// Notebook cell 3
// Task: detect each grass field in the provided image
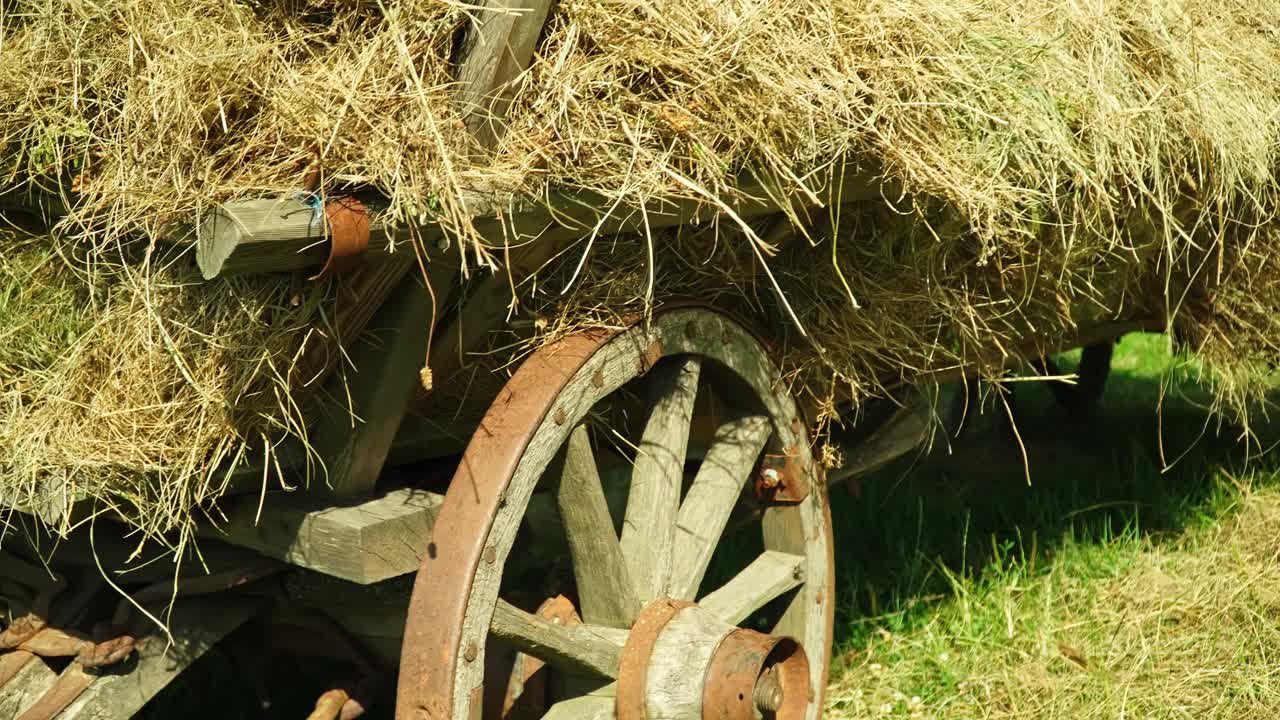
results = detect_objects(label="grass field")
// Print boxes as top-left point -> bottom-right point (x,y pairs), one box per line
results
823,334 -> 1280,718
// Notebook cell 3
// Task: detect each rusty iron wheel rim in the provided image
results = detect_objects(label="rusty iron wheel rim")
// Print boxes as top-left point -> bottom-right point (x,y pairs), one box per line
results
396,307 -> 834,720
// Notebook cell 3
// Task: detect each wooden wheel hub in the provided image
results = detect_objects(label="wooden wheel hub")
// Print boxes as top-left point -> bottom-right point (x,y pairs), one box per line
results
617,600 -> 812,720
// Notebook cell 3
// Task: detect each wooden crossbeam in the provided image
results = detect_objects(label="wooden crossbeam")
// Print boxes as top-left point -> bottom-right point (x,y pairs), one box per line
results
205,487 -> 444,584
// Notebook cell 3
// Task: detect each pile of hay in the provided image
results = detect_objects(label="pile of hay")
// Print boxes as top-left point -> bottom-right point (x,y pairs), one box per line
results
1,0 -> 1278,539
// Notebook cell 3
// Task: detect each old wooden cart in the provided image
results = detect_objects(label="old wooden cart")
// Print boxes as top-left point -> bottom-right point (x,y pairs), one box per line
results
0,2 -> 1159,718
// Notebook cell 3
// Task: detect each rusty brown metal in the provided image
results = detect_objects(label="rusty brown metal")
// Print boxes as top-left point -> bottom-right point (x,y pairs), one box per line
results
754,449 -> 810,504
309,196 -> 371,282
702,629 -> 811,720
615,598 -> 695,720
78,634 -> 136,668
397,325 -> 638,720
0,614 -> 47,649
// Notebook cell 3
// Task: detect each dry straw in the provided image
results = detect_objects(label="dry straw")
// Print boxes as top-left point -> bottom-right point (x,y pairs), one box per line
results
1,0 -> 1278,540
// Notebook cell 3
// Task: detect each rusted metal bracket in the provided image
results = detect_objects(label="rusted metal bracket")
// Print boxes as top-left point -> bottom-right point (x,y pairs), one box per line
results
754,449 -> 811,504
309,196 -> 372,282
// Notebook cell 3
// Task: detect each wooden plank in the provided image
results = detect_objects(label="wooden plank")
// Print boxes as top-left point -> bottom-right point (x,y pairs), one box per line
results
205,487 -> 444,584
310,258 -> 459,497
488,600 -> 625,679
0,653 -> 54,718
556,426 -> 641,628
698,550 -> 805,626
620,357 -> 701,602
456,0 -> 556,148
56,598 -> 256,720
667,415 -> 771,600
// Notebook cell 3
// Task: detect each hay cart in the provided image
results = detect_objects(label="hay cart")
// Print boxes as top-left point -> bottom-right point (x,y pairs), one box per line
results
0,2 -> 1158,719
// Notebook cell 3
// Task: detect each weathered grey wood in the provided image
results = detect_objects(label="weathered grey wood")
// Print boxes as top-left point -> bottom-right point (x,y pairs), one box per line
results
667,415 -> 771,600
56,598 -> 257,720
644,605 -> 736,720
198,164 -> 886,280
206,487 -> 443,584
698,550 -> 805,626
542,695 -> 615,720
0,653 -> 54,718
196,196 -> 399,279
456,0 -> 556,147
556,425 -> 641,628
620,356 -> 701,602
310,258 -> 459,497
488,600 -> 624,679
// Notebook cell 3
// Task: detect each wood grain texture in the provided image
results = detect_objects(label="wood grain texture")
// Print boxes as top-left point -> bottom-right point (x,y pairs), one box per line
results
698,550 -> 805,626
557,425 -> 642,628
207,487 -> 443,584
668,415 -> 771,600
456,0 -> 556,148
0,653 -> 53,719
489,600 -> 624,679
620,356 -> 702,602
643,606 -> 736,720
310,258 -> 458,498
542,695 -> 615,720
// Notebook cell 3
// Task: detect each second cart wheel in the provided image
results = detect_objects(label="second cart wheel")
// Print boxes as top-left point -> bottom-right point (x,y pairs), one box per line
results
397,307 -> 834,720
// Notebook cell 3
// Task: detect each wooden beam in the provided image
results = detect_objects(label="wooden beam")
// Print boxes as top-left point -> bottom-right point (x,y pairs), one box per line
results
309,258 -> 459,498
195,195 -> 400,280
456,0 -> 557,148
196,164 -> 886,280
204,487 -> 444,584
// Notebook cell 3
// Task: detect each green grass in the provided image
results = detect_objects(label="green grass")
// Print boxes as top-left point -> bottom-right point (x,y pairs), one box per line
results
824,333 -> 1280,718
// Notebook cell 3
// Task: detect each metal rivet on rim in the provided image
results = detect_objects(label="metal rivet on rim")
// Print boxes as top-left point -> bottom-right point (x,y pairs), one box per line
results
592,368 -> 604,388
483,546 -> 496,564
685,320 -> 697,339
463,642 -> 478,662
554,407 -> 567,425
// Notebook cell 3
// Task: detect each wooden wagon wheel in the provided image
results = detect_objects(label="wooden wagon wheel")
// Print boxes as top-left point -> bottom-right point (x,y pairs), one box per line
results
397,307 -> 835,720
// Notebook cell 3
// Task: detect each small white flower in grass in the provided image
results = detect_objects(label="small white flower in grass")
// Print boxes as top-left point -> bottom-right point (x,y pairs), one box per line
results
893,691 -> 905,702
878,703 -> 894,715
939,652 -> 949,662
869,662 -> 883,673
910,696 -> 922,706
854,689 -> 864,699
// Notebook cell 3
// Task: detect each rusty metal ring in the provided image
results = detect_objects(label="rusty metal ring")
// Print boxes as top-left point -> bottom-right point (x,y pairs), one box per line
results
308,196 -> 370,282
615,599 -> 697,720
703,628 -> 811,720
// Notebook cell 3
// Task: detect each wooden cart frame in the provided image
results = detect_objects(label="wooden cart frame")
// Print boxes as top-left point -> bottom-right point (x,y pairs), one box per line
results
0,2 -> 1164,718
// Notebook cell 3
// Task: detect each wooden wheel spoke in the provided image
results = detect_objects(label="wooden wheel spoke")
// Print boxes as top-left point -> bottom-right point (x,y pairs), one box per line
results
489,600 -> 626,680
541,694 -> 615,720
619,356 -> 701,601
698,551 -> 805,626
556,425 -> 642,628
667,415 -> 771,600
